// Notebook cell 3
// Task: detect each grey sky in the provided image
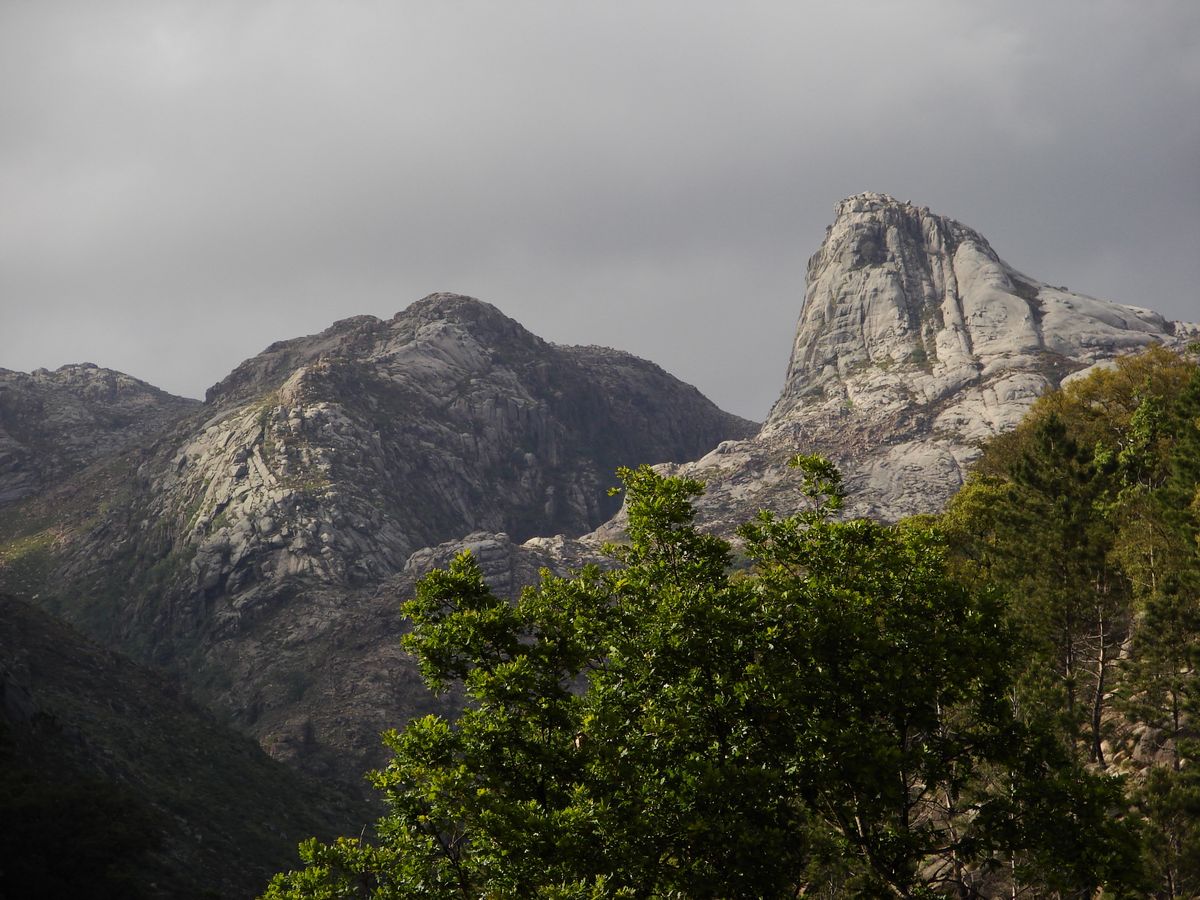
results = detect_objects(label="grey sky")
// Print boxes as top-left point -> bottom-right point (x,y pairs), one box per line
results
2,1 -> 1197,420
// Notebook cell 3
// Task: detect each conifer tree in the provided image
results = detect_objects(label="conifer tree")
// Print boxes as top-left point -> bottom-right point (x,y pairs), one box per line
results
945,345 -> 1200,897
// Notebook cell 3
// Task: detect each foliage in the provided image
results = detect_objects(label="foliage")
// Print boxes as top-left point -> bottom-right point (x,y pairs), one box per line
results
266,458 -> 1141,898
1130,756 -> 1200,900
943,345 -> 1200,896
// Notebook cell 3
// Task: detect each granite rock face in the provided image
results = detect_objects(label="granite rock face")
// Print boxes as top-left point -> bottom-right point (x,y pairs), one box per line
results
142,293 -> 753,623
198,530 -> 605,788
625,193 -> 1197,532
0,364 -> 198,504
1,294 -> 751,786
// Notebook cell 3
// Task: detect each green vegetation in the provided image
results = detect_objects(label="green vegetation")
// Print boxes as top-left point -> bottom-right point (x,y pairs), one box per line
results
943,345 -> 1200,896
0,528 -> 59,596
281,474 -> 334,498
265,454 -> 1147,897
0,453 -> 144,627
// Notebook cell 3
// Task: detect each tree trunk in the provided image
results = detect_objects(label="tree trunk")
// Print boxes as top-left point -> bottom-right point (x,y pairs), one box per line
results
1090,607 -> 1107,768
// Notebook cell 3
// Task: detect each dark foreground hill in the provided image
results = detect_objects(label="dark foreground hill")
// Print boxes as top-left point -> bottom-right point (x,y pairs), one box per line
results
0,592 -> 368,899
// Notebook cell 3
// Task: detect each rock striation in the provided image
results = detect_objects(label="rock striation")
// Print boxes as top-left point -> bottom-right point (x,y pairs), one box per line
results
647,193 -> 1198,531
195,530 -> 605,787
0,363 -> 198,505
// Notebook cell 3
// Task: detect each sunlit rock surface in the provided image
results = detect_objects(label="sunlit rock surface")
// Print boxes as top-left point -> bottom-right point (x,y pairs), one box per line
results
1,294 -> 751,786
649,193 -> 1196,530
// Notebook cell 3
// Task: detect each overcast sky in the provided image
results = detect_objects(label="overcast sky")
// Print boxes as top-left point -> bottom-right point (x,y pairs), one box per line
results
2,2 -> 1197,420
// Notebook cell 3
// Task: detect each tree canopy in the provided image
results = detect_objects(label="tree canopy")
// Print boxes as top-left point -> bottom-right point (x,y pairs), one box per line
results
943,344 -> 1200,896
265,453 -> 1144,898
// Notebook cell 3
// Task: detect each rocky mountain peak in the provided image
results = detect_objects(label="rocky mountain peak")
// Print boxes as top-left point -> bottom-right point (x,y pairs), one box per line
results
0,364 -> 198,504
400,292 -> 513,327
766,193 -> 1172,444
644,194 -> 1191,530
826,192 -> 991,268
205,294 -> 541,408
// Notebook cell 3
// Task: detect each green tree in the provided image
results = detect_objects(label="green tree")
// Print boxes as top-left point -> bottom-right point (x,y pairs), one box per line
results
944,346 -> 1200,897
738,457 -> 1140,898
1131,758 -> 1200,900
1111,360 -> 1200,897
265,460 -> 1141,899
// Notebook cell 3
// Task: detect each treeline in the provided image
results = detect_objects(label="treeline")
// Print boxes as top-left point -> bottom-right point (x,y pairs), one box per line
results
265,346 -> 1199,898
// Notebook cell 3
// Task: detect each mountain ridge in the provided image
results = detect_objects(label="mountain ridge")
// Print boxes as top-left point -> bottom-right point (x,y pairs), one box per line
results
0,294 -> 753,787
2,193 -> 1195,799
0,362 -> 199,505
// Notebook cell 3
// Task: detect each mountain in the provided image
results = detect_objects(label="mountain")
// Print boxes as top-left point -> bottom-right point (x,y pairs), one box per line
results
177,293 -> 751,590
0,294 -> 752,786
635,192 -> 1198,533
190,529 -> 605,786
0,363 -> 198,505
0,592 -> 366,899
3,193 -> 1194,810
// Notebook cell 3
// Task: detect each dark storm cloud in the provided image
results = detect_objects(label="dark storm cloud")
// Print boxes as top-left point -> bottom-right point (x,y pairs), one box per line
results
2,1 -> 1197,419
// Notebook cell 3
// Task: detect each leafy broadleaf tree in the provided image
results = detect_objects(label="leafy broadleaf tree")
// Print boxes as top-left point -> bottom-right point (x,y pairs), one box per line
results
265,460 -> 1141,899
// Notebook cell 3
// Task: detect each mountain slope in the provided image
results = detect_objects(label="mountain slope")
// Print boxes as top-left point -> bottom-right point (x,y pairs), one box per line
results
0,363 -> 198,505
0,592 -> 366,899
0,294 -> 752,785
156,293 -> 752,608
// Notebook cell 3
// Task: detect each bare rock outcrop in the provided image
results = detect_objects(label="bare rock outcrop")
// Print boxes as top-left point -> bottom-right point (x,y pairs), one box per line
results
133,293 -> 752,631
197,530 -> 605,788
653,193 -> 1197,532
